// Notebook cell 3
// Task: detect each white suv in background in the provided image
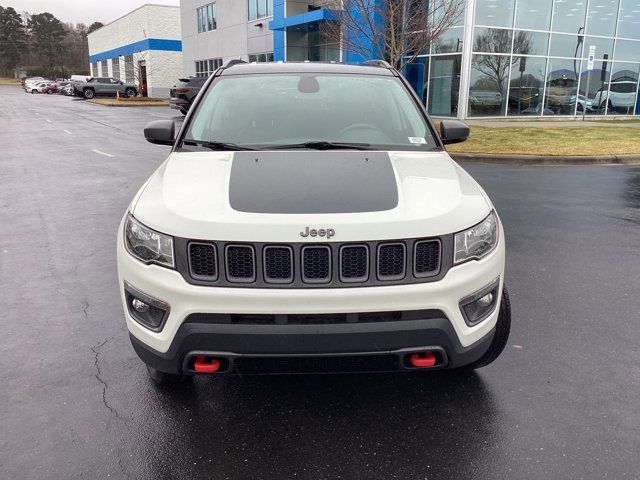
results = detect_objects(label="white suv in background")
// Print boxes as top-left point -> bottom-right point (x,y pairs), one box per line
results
117,60 -> 511,384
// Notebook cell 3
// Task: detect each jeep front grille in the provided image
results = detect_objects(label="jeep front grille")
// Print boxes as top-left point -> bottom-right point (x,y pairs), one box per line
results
225,245 -> 255,282
183,237 -> 446,288
302,246 -> 331,283
263,246 -> 293,283
188,243 -> 217,280
340,245 -> 368,282
414,240 -> 441,277
377,243 -> 406,280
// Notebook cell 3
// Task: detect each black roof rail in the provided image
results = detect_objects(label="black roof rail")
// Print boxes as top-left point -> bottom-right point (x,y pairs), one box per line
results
222,59 -> 248,69
363,60 -> 394,69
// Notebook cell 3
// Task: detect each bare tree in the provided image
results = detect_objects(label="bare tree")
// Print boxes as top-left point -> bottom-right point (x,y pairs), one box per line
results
320,0 -> 465,69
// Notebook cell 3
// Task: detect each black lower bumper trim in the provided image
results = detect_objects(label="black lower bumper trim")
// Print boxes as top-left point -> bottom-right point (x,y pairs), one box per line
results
130,317 -> 495,375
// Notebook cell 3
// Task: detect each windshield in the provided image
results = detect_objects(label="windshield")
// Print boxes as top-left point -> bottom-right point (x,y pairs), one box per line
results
183,73 -> 437,151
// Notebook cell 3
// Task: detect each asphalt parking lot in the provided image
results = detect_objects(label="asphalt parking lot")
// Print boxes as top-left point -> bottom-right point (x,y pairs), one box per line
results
1,85 -> 639,479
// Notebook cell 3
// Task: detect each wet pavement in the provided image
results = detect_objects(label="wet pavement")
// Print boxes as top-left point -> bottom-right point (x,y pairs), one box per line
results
1,85 -> 639,479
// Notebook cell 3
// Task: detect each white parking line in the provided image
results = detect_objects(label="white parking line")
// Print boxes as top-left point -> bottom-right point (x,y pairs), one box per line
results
63,130 -> 72,135
45,119 -> 52,123
92,149 -> 115,158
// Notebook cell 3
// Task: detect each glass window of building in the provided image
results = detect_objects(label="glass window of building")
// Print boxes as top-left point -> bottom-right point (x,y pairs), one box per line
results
618,0 -> 640,39
195,58 -> 222,77
197,3 -> 216,33
515,0 -> 552,30
513,31 -> 549,56
249,52 -> 274,62
430,0 -> 465,27
549,33 -> 585,58
112,57 -> 120,80
428,55 -> 461,116
101,60 -> 108,77
552,0 -> 587,34
586,0 -> 619,37
468,54 -> 510,116
615,39 -> 640,62
249,0 -> 272,20
431,27 -> 464,54
473,28 -> 513,53
508,56 -> 547,115
125,55 -> 134,83
580,37 -> 614,59
474,0 -> 515,27
544,58 -> 579,115
577,59 -> 606,115
602,62 -> 639,114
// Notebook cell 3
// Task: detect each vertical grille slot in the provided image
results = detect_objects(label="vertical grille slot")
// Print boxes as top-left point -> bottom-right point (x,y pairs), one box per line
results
340,245 -> 369,282
377,243 -> 406,280
302,246 -> 331,283
414,240 -> 440,277
188,243 -> 218,280
225,245 -> 256,282
263,246 -> 294,283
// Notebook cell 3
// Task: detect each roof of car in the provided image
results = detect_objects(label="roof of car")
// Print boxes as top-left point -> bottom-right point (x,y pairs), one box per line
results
218,61 -> 396,77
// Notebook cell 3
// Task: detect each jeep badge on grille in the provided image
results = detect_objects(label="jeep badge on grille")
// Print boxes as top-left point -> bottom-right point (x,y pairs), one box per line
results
300,227 -> 335,239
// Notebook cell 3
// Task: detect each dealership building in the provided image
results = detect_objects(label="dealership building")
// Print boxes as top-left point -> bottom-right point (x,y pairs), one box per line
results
181,0 -> 640,118
87,4 -> 183,98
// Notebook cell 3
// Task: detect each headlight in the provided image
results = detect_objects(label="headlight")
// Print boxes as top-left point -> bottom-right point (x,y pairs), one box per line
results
454,212 -> 498,264
124,215 -> 174,268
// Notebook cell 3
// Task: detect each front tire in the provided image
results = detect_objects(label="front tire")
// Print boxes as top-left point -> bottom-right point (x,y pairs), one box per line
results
461,285 -> 512,370
146,365 -> 192,386
125,88 -> 136,98
47,90 -> 54,94
83,88 -> 95,99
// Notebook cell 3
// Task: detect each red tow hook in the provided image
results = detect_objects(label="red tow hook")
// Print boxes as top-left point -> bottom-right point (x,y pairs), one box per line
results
409,352 -> 437,368
193,356 -> 221,373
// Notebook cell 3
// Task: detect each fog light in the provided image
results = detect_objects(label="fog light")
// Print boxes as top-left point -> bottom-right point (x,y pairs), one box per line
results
132,298 -> 149,313
459,278 -> 500,326
477,292 -> 493,308
123,282 -> 170,332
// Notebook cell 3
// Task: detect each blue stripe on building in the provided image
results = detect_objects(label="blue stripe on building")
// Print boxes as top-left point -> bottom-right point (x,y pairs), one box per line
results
89,39 -> 182,63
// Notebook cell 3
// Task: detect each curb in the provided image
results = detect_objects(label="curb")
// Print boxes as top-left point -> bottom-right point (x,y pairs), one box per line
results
449,152 -> 640,165
86,99 -> 169,107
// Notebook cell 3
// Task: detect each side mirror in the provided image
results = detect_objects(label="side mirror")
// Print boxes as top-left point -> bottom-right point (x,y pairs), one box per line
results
439,119 -> 470,145
144,120 -> 175,146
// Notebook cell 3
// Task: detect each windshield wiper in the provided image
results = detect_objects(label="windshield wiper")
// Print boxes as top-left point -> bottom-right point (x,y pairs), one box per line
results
181,138 -> 256,151
267,141 -> 374,151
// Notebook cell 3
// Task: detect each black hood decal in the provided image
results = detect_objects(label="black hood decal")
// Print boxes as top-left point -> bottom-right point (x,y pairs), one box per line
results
229,151 -> 398,214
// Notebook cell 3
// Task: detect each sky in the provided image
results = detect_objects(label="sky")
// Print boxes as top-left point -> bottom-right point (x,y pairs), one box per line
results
4,0 -> 179,25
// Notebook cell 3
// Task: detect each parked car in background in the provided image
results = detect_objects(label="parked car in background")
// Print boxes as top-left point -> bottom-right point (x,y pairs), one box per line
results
70,74 -> 91,83
42,84 -> 58,94
26,81 -> 48,93
24,78 -> 48,91
576,94 -> 595,113
73,77 -> 138,99
593,80 -> 637,113
22,76 -> 44,87
170,76 -> 207,115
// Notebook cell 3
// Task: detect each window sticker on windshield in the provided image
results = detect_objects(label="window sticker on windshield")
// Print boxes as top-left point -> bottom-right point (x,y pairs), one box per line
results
408,137 -> 427,144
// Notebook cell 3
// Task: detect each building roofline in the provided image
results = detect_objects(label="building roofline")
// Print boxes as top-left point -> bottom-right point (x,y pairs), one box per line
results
88,4 -> 180,37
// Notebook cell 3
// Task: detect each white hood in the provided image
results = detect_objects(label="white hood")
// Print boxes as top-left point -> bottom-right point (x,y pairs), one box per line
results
131,150 -> 491,242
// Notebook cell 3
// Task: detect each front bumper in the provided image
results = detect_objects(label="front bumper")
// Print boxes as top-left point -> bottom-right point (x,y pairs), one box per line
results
117,220 -> 505,373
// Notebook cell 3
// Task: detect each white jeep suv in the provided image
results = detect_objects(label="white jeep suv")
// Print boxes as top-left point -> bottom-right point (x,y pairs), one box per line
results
117,60 -> 511,384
